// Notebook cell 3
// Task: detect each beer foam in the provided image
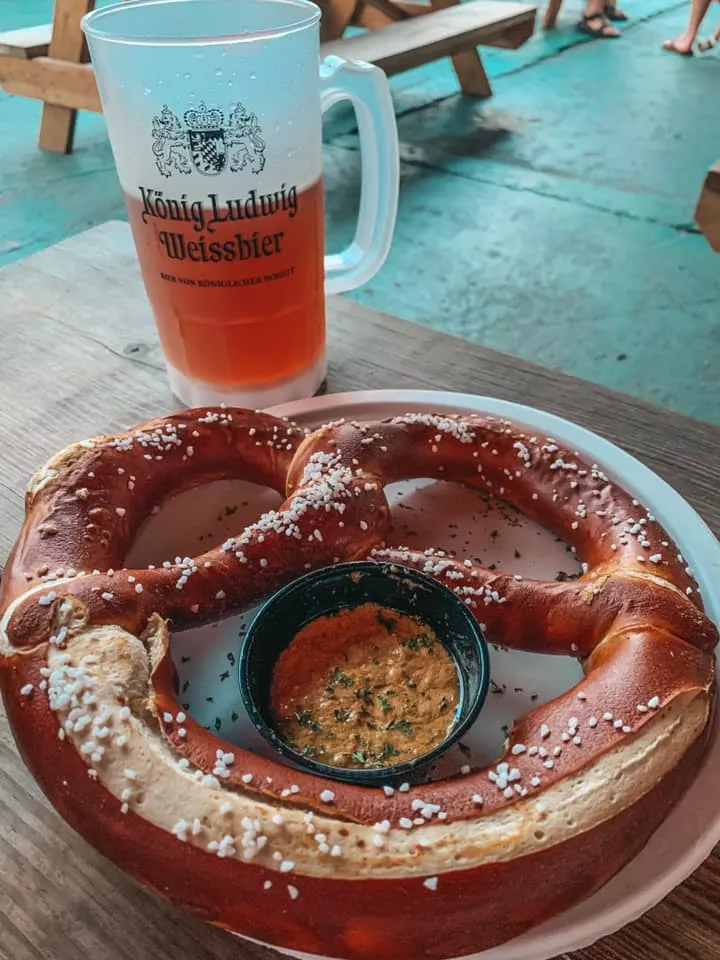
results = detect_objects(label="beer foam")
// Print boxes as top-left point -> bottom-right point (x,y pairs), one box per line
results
94,27 -> 323,199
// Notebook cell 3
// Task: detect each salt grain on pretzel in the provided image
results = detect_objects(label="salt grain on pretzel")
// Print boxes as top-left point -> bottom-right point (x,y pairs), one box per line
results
0,407 -> 715,960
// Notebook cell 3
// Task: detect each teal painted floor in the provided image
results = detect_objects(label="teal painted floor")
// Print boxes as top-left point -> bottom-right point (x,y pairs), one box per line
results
2,0 -> 719,421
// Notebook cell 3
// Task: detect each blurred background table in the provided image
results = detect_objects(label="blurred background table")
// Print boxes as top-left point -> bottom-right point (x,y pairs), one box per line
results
0,0 -> 535,153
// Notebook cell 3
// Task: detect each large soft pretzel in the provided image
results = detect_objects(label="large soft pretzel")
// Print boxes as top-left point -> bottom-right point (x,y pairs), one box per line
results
0,407 -> 716,960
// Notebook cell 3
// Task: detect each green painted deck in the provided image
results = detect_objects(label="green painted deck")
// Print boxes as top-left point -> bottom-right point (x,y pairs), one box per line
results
2,0 -> 719,421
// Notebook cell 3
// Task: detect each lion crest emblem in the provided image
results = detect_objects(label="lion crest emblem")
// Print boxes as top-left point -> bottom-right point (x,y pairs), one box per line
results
151,101 -> 266,178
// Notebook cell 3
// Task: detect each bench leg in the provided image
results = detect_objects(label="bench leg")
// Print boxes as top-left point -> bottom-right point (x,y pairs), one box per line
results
428,0 -> 492,97
542,0 -> 563,30
319,0 -> 358,41
38,0 -> 95,153
448,48 -> 492,97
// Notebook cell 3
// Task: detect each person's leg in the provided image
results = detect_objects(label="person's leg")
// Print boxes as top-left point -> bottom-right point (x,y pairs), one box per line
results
663,0 -> 713,54
579,0 -> 620,37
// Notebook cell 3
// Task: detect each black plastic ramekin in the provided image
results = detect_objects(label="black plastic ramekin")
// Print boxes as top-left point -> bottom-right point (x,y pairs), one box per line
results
239,560 -> 489,786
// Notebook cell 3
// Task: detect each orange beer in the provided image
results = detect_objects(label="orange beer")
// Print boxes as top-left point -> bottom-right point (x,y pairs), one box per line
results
85,0 -> 398,406
126,179 -> 325,387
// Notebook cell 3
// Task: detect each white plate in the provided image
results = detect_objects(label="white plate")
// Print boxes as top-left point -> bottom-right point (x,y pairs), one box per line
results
127,390 -> 720,960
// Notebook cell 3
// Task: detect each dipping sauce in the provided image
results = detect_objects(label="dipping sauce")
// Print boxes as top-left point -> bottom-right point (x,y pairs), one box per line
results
270,602 -> 460,769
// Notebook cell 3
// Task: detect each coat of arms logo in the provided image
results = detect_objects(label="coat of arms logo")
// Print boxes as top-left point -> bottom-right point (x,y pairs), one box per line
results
151,101 -> 266,178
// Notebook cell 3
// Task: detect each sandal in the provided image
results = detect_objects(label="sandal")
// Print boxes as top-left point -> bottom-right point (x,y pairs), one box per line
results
604,3 -> 628,19
698,26 -> 720,52
578,12 -> 620,37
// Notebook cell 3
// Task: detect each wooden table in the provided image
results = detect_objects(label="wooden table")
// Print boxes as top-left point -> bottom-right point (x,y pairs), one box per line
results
1,221 -> 719,959
696,160 -> 720,253
0,0 -> 535,154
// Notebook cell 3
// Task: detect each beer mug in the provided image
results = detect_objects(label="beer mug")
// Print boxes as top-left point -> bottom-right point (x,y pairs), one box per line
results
82,0 -> 399,407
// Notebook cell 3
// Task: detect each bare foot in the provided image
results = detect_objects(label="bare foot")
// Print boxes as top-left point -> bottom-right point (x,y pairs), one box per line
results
663,34 -> 695,55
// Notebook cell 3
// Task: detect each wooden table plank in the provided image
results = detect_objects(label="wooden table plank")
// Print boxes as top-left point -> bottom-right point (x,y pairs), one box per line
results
0,220 -> 719,960
696,160 -> 720,254
0,24 -> 52,60
322,0 -> 535,73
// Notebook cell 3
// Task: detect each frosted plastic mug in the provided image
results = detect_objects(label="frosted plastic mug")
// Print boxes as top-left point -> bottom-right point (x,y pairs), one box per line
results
82,0 -> 399,407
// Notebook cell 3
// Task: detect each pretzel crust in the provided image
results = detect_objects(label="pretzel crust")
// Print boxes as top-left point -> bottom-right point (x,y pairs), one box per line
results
0,407 -> 716,960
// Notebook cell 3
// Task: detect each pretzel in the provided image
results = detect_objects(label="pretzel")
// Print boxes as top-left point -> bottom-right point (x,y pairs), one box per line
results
0,407 -> 716,960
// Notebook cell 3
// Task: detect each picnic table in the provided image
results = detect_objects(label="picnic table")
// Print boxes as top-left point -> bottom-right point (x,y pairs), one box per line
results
696,160 -> 720,253
0,221 -> 719,958
0,0 -> 536,154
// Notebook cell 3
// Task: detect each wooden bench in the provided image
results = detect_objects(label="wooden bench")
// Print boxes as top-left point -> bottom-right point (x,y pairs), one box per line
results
696,161 -> 720,253
0,0 -> 536,154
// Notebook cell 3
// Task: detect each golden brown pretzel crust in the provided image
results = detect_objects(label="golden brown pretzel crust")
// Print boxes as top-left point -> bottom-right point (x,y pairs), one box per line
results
0,407 -> 716,960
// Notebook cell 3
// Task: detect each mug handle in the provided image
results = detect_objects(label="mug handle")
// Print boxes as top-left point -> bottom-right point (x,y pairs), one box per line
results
319,55 -> 399,296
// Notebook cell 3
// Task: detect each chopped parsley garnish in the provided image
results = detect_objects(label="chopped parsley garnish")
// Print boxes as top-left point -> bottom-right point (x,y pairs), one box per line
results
334,707 -> 352,723
352,750 -> 366,764
402,634 -> 434,651
355,687 -> 373,703
295,708 -> 320,732
331,668 -> 353,687
379,696 -> 391,712
388,720 -> 413,736
375,743 -> 400,763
